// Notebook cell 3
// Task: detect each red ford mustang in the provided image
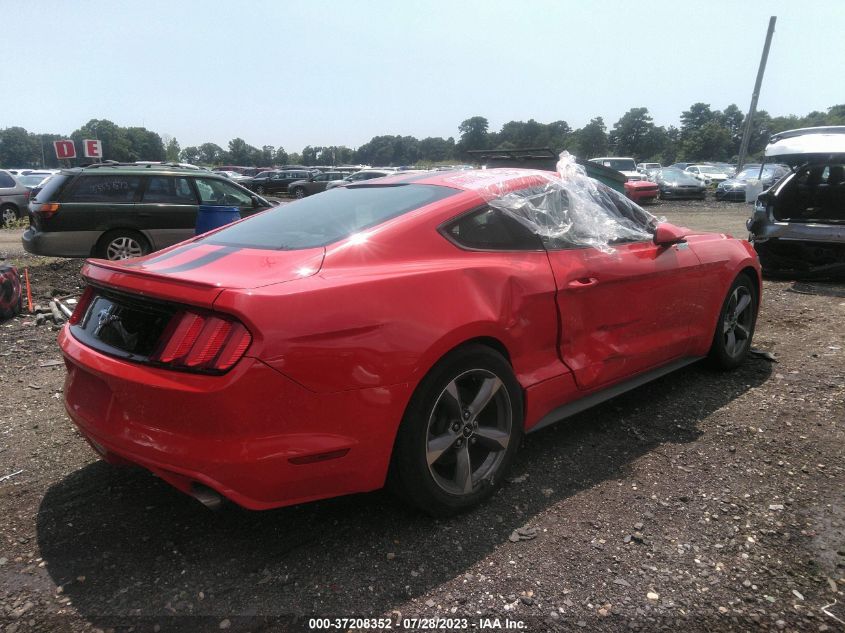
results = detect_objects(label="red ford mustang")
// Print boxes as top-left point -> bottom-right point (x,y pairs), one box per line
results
59,167 -> 761,515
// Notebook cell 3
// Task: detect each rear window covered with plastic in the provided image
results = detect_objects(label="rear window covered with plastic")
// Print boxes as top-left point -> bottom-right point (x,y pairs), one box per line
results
200,184 -> 458,250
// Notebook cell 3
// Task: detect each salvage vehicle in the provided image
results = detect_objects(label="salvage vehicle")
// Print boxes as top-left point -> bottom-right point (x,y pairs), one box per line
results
0,170 -> 32,226
623,179 -> 658,203
655,168 -> 707,200
588,157 -> 645,181
715,164 -> 789,202
287,171 -> 346,198
747,126 -> 845,277
685,164 -> 729,185
59,158 -> 761,515
22,164 -> 271,260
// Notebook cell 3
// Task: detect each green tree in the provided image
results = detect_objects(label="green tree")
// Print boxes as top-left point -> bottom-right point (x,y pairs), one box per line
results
573,117 -> 608,158
125,127 -> 165,161
71,119 -> 132,163
198,142 -> 226,165
609,108 -> 660,158
456,116 -> 490,158
227,138 -> 258,165
165,137 -> 181,162
180,146 -> 200,164
418,136 -> 455,162
273,146 -> 289,165
0,127 -> 40,167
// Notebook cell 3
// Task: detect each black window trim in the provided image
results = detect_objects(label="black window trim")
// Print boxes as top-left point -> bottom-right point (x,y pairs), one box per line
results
438,204 -> 547,253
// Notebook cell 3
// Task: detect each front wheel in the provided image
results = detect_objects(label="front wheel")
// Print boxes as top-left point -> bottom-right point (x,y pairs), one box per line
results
391,344 -> 523,516
256,185 -> 266,195
708,275 -> 757,370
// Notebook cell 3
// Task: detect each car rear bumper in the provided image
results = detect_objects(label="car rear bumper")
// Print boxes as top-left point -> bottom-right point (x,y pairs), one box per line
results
59,327 -> 413,509
22,227 -> 99,258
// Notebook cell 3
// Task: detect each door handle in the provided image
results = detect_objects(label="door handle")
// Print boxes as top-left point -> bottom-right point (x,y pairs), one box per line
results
566,277 -> 598,289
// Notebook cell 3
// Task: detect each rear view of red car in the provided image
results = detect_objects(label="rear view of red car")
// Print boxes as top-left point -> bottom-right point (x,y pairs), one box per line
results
60,163 -> 761,515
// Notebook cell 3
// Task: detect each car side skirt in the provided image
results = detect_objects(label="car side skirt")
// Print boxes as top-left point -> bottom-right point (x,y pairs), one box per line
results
528,356 -> 702,433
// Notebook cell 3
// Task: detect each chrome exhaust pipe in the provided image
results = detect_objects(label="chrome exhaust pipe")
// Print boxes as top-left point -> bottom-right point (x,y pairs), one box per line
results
191,484 -> 224,510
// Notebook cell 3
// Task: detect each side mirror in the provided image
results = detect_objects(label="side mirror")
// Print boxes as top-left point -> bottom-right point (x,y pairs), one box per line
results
653,222 -> 688,246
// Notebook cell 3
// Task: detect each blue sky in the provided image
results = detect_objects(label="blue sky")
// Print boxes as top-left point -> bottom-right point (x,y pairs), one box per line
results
4,0 -> 843,152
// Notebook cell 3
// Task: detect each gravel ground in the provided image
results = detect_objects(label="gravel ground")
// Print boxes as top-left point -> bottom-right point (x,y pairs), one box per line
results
0,197 -> 843,632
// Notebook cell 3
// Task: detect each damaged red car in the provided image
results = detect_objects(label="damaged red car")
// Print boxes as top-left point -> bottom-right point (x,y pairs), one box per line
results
60,162 -> 761,515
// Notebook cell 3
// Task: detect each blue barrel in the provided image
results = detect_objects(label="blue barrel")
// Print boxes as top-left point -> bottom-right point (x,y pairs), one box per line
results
195,205 -> 241,235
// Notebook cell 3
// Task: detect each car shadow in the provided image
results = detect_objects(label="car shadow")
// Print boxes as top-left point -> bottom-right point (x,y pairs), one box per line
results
36,358 -> 772,631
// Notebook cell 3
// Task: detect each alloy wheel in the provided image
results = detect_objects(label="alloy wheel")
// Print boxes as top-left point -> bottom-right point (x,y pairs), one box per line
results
106,236 -> 144,260
294,188 -> 306,199
1,207 -> 17,226
722,285 -> 753,358
425,369 -> 512,495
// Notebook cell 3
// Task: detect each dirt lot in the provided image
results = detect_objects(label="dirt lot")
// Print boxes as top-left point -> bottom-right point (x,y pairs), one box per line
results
1,198 -> 843,632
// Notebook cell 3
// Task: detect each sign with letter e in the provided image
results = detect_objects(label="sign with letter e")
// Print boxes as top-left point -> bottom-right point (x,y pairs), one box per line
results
54,140 -> 76,160
83,139 -> 103,159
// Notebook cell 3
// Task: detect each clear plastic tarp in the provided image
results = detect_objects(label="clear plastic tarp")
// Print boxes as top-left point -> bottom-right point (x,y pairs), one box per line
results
444,152 -> 661,252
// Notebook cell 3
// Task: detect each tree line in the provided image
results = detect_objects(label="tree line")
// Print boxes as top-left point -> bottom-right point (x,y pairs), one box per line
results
2,103 -> 843,169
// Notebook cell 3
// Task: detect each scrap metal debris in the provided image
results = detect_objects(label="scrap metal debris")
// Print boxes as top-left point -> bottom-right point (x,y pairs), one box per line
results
0,470 -> 23,483
749,348 -> 778,362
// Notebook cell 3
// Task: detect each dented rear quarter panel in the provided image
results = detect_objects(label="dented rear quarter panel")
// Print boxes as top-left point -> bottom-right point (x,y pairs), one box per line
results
214,191 -> 567,394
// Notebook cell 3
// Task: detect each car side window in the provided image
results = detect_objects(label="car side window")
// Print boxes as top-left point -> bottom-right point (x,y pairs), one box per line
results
194,178 -> 253,206
0,172 -> 16,188
63,175 -> 142,203
444,207 -> 543,251
142,176 -> 197,204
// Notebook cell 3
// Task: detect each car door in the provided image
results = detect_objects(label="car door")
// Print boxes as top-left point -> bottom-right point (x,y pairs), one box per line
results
135,175 -> 199,250
192,176 -> 258,217
545,236 -> 702,391
268,171 -> 289,193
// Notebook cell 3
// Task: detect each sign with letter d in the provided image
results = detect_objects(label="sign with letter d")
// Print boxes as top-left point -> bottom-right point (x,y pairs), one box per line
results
54,140 -> 76,160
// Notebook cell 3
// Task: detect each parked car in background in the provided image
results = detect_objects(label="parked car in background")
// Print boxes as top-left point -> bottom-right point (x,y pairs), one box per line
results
624,179 -> 659,203
588,157 -> 645,181
246,169 -> 317,195
0,170 -> 31,226
654,168 -> 707,200
715,164 -> 790,202
213,170 -> 251,182
636,162 -> 662,177
287,171 -> 346,198
22,164 -> 272,260
324,168 -> 397,190
685,164 -> 729,185
747,126 -> 845,277
15,172 -> 53,189
58,167 -> 760,515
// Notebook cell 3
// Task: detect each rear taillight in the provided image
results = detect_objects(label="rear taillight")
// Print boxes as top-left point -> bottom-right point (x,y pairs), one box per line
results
68,287 -> 95,325
151,311 -> 252,372
39,203 -> 61,217
23,190 -> 31,201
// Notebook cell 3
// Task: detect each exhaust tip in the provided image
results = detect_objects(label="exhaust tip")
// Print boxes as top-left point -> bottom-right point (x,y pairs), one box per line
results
191,483 -> 224,510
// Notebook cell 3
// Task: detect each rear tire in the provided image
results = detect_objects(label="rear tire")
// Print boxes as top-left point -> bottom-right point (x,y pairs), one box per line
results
707,274 -> 757,370
1,204 -> 19,227
390,344 -> 523,516
96,230 -> 151,261
292,187 -> 306,199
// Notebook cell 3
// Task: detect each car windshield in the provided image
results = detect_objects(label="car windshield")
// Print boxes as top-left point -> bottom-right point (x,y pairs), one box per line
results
658,168 -> 689,179
200,183 -> 458,250
18,175 -> 48,187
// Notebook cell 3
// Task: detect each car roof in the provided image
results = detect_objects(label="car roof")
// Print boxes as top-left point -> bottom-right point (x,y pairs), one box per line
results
58,164 -> 227,177
348,168 -> 558,194
765,126 -> 845,161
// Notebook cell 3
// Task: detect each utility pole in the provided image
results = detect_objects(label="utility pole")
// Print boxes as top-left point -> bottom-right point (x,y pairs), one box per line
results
736,16 -> 776,172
